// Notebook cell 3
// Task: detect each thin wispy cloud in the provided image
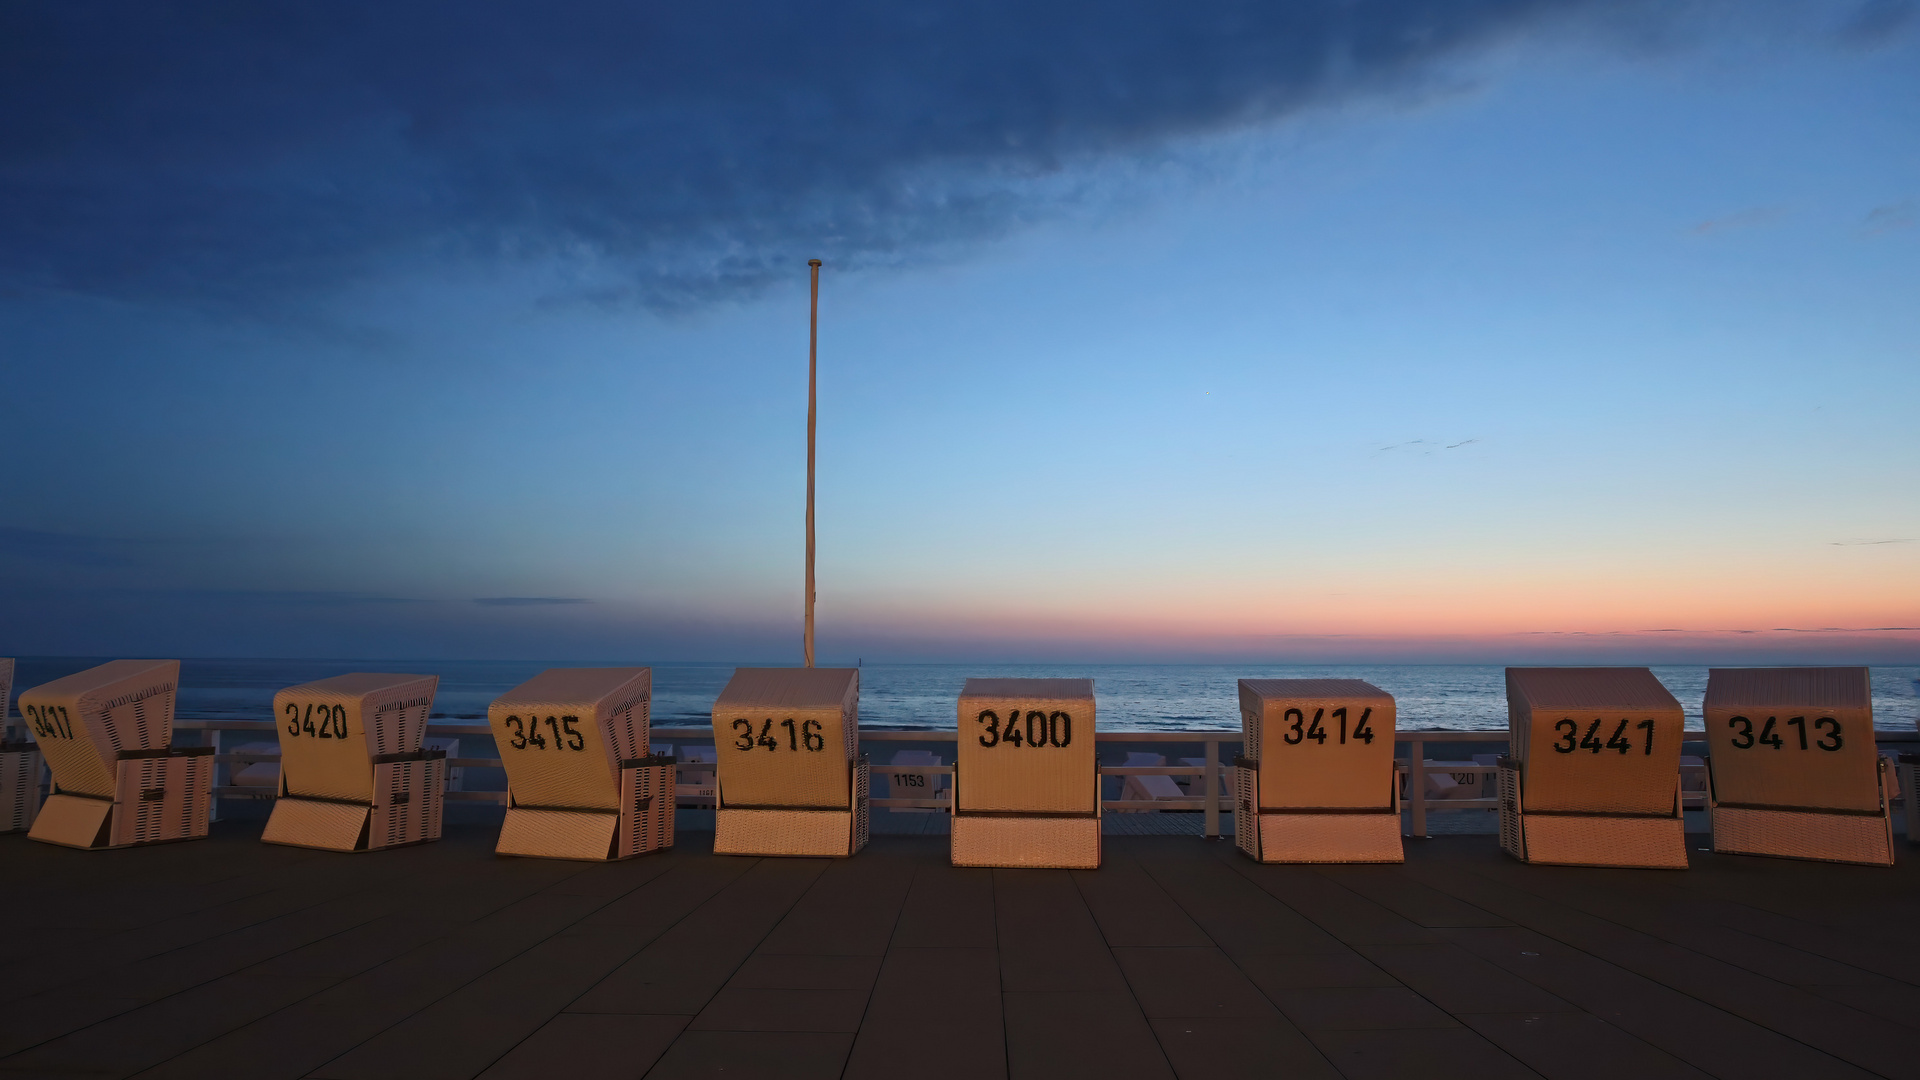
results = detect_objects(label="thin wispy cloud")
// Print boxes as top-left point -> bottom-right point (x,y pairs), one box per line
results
1861,201 -> 1915,235
1374,438 -> 1481,455
473,597 -> 592,607
1690,205 -> 1787,235
1830,537 -> 1916,545
1834,0 -> 1917,47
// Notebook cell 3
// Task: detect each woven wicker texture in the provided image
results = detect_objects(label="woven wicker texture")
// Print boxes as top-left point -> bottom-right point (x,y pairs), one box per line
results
0,657 -> 12,726
1711,805 -> 1894,866
1231,763 -> 1402,862
20,659 -> 179,799
713,806 -> 858,857
1507,668 -> 1682,814
1903,762 -> 1920,846
956,678 -> 1095,813
1255,813 -> 1403,864
2,745 -> 43,833
262,798 -> 370,850
107,751 -> 212,847
490,668 -> 652,813
371,755 -> 445,850
27,794 -> 113,848
1519,813 -> 1688,869
617,759 -> 676,859
274,673 -> 438,803
1704,667 -> 1878,812
711,667 -> 858,809
1238,679 -> 1395,810
950,814 -> 1101,869
1497,762 -> 1524,860
497,807 -> 619,860
1497,758 -> 1685,868
1233,765 -> 1259,859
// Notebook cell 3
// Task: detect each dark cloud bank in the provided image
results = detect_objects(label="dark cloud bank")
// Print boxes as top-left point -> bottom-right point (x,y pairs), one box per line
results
3,0 -> 1656,311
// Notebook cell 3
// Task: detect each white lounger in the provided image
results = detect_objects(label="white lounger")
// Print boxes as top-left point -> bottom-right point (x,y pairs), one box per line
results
1118,752 -> 1186,810
21,660 -> 213,850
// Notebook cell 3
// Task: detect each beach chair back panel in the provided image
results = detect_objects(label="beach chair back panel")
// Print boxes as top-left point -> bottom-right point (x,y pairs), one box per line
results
956,678 -> 1096,814
19,660 -> 180,799
109,749 -> 213,846
1507,668 -> 1682,814
490,668 -> 653,813
1239,679 -> 1395,810
274,674 -> 438,803
0,658 -> 12,734
711,667 -> 858,809
1705,667 -> 1879,812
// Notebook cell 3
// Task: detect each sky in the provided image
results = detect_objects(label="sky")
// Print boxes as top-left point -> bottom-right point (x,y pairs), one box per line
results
2,0 -> 1917,664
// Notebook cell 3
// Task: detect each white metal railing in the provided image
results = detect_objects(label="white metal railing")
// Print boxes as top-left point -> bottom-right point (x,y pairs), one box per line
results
17,719 -> 1909,842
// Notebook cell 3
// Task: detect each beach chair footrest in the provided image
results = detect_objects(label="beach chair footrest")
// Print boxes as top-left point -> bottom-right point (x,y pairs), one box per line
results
1232,764 -> 1402,863
713,763 -> 868,858
1711,805 -> 1894,866
950,813 -> 1100,869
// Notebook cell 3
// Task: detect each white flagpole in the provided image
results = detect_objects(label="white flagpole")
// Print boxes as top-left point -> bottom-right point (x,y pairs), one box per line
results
805,259 -> 820,668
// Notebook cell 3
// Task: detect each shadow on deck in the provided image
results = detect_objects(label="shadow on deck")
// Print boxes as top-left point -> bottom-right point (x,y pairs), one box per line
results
2,817 -> 1917,1079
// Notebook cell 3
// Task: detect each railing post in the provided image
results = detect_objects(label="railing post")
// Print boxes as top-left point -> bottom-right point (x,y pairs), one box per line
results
1408,733 -> 1427,839
1203,736 -> 1220,839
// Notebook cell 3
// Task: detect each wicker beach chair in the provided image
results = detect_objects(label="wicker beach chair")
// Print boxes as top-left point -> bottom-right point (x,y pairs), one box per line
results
951,678 -> 1099,869
20,659 -> 213,849
710,667 -> 867,857
888,748 -> 949,812
1704,667 -> 1894,866
1233,679 -> 1401,863
1498,668 -> 1687,869
261,673 -> 446,853
2,658 -> 47,834
490,668 -> 671,861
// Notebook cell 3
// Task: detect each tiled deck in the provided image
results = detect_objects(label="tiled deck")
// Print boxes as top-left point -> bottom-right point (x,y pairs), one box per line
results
3,820 -> 1917,1080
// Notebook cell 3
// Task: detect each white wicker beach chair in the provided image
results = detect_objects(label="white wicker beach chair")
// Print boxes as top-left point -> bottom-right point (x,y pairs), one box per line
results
20,660 -> 214,849
2,658 -> 45,834
262,673 -> 446,853
951,678 -> 1099,869
888,748 -> 949,812
710,668 -> 867,858
674,742 -> 718,805
1704,667 -> 1894,866
1498,668 -> 1687,869
1233,679 -> 1401,864
489,668 -> 671,861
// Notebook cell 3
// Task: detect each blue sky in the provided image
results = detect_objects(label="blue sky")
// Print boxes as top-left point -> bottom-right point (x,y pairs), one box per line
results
2,1 -> 1916,662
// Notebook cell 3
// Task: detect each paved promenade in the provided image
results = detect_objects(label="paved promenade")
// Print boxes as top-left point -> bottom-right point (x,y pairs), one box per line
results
3,821 -> 1916,1079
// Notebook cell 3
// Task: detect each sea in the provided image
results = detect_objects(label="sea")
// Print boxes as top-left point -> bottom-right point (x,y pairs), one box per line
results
10,658 -> 1920,732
